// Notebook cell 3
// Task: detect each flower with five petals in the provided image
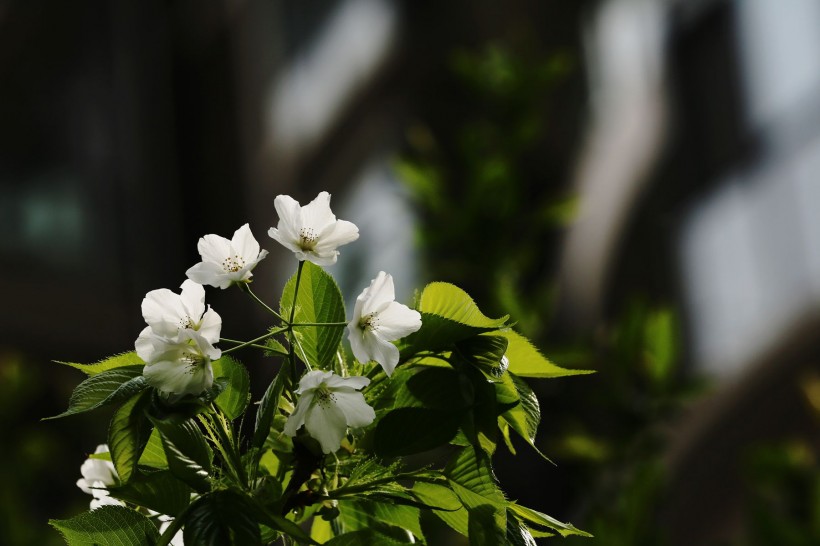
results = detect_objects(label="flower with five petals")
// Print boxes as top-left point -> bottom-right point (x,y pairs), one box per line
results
186,224 -> 268,289
268,191 -> 359,266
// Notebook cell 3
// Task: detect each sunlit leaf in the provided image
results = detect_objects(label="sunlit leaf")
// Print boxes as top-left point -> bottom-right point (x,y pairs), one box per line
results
211,356 -> 250,419
46,366 -> 147,420
280,262 -> 346,369
55,352 -> 144,376
50,505 -> 159,546
499,330 -> 593,378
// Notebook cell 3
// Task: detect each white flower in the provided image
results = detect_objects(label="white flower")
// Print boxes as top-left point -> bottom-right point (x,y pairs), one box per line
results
186,224 -> 268,289
141,280 -> 221,343
138,329 -> 220,396
347,272 -> 422,376
76,444 -> 124,510
284,371 -> 375,454
268,191 -> 359,266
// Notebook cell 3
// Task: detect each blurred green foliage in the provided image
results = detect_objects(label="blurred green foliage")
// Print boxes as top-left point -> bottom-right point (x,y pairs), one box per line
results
396,43 -> 702,543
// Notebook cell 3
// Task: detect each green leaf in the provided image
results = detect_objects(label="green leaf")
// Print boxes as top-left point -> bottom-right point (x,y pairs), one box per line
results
252,366 -> 289,450
468,504 -> 506,546
643,308 -> 678,384
456,335 -> 509,377
324,529 -> 415,545
413,481 -> 468,536
339,499 -> 425,542
508,502 -> 592,538
446,448 -> 507,535
395,366 -> 468,409
55,352 -> 144,376
49,505 -> 159,546
150,417 -> 212,493
375,408 -> 461,457
46,366 -> 147,420
499,330 -> 593,378
109,470 -> 191,517
419,283 -> 509,329
506,510 -> 539,545
280,261 -> 346,369
211,356 -> 250,419
108,390 -> 153,484
138,429 -> 168,469
183,490 -> 262,546
498,373 -> 551,461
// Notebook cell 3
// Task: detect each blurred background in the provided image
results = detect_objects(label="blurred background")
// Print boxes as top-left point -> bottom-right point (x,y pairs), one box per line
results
3,0 -> 820,544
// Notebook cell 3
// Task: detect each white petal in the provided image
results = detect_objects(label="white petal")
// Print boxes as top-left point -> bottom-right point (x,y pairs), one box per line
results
135,327 -> 161,362
314,219 -> 359,254
300,191 -> 336,230
179,280 -> 206,322
272,194 -> 303,243
284,392 -> 314,436
197,234 -> 232,264
361,272 -> 395,316
323,374 -> 370,390
303,249 -> 339,266
186,261 -> 232,289
143,358 -> 213,396
332,390 -> 375,428
141,289 -> 184,338
198,307 -> 222,344
304,398 -> 347,454
347,325 -> 370,366
296,370 -> 333,393
362,332 -> 401,375
374,302 -> 422,341
231,223 -> 261,263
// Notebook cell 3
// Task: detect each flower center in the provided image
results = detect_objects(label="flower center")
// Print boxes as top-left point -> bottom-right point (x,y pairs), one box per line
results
315,385 -> 336,407
178,315 -> 196,330
222,254 -> 246,273
298,228 -> 319,251
359,313 -> 379,332
180,353 -> 205,375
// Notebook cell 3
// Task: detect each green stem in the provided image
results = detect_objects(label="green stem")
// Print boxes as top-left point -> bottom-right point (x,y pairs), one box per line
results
205,405 -> 248,489
241,283 -> 285,322
291,321 -> 348,327
220,328 -> 287,355
287,262 -> 305,385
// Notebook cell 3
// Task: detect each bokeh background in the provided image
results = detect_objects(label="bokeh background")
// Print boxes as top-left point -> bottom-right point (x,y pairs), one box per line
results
3,0 -> 820,544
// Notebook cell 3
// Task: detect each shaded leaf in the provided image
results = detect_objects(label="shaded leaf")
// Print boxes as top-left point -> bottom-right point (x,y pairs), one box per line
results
46,366 -> 147,420
108,390 -> 153,484
109,470 -> 191,517
150,417 -> 212,493
375,408 -> 461,457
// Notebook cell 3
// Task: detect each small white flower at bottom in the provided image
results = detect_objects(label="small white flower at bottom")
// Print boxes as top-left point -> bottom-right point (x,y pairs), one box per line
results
76,444 -> 124,510
284,371 -> 375,454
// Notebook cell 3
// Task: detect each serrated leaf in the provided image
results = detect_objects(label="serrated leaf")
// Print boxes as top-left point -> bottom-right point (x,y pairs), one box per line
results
211,356 -> 250,419
338,499 -> 425,542
183,490 -> 262,546
55,352 -> 144,376
50,505 -> 159,546
109,470 -> 191,517
150,417 -> 212,493
499,330 -> 593,378
506,510 -> 539,546
508,502 -> 591,538
395,366 -> 468,409
446,448 -> 506,533
412,481 -> 467,536
402,314 -> 501,358
46,366 -> 147,420
419,283 -> 509,329
498,373 -> 551,462
468,504 -> 506,546
280,261 -> 346,369
108,390 -> 153,484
